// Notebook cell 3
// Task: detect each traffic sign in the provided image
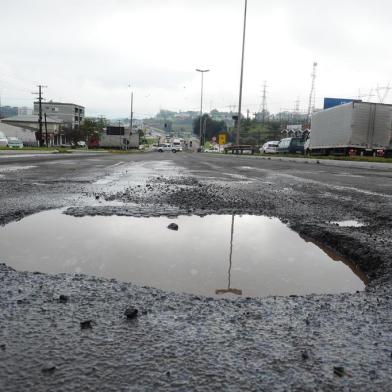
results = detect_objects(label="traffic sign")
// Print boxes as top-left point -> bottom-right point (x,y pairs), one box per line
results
218,134 -> 226,145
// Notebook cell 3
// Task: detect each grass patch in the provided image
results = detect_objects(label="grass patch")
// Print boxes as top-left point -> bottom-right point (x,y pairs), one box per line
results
106,149 -> 143,154
0,146 -> 59,151
258,153 -> 392,163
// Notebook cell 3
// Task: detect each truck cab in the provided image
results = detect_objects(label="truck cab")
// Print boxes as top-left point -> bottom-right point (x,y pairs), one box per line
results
277,138 -> 304,154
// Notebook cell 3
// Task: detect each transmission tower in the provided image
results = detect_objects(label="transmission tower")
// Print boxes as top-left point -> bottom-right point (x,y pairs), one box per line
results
260,80 -> 268,123
307,62 -> 318,121
376,83 -> 391,103
292,98 -> 300,122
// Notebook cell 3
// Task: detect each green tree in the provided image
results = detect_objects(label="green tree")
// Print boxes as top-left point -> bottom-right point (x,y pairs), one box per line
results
192,115 -> 227,144
64,118 -> 106,145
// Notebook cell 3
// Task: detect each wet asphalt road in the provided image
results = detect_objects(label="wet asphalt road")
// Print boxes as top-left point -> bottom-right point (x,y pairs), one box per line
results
0,151 -> 391,391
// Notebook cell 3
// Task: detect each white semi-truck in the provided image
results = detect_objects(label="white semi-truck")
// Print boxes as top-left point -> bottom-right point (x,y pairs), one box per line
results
309,102 -> 392,156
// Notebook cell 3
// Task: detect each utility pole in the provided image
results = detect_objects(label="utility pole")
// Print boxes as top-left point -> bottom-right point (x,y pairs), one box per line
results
118,120 -> 122,149
236,0 -> 248,146
44,113 -> 48,147
261,81 -> 268,124
32,84 -> 47,146
306,62 -> 317,123
196,69 -> 210,149
128,84 -> 134,151
126,85 -> 133,150
203,116 -> 207,144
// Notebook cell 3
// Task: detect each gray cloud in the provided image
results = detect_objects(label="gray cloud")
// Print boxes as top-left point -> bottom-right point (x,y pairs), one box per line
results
1,0 -> 392,117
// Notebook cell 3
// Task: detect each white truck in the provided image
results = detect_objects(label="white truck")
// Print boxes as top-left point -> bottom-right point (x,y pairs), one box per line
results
309,102 -> 392,156
154,143 -> 182,153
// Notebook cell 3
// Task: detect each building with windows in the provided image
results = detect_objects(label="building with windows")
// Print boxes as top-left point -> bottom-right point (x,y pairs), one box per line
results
0,115 -> 64,146
0,106 -> 18,119
33,101 -> 85,129
18,106 -> 33,116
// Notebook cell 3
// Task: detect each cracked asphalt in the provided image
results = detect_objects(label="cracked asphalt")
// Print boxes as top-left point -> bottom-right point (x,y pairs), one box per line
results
0,151 -> 391,391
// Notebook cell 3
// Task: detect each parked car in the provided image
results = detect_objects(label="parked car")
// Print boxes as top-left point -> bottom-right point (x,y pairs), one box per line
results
204,146 -> 220,153
155,143 -> 182,153
7,137 -> 24,149
259,141 -> 279,154
0,131 -> 8,147
277,137 -> 304,154
77,141 -> 87,148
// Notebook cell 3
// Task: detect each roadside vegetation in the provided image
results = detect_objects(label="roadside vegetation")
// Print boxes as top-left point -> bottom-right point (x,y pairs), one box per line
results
257,153 -> 392,163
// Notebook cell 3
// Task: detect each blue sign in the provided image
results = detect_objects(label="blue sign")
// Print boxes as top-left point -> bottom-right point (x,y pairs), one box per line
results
323,98 -> 360,110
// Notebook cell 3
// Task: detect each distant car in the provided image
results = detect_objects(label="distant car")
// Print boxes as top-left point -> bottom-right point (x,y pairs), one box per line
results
205,146 -> 220,153
277,137 -> 304,154
259,141 -> 279,154
0,131 -> 8,147
155,143 -> 182,153
7,137 -> 23,149
77,141 -> 87,148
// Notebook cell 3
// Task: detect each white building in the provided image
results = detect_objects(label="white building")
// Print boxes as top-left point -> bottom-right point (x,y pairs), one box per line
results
33,101 -> 85,129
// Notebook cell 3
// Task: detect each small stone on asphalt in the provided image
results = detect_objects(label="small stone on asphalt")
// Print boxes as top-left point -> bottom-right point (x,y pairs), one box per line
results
42,363 -> 56,373
333,366 -> 345,377
59,294 -> 69,303
124,307 -> 138,319
80,320 -> 93,329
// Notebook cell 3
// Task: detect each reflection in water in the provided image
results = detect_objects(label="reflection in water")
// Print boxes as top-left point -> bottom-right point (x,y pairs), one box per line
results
300,234 -> 369,285
0,210 -> 367,297
215,215 -> 243,296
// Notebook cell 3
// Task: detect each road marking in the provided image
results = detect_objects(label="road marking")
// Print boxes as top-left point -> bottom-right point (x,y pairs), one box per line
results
107,162 -> 125,168
0,165 -> 36,173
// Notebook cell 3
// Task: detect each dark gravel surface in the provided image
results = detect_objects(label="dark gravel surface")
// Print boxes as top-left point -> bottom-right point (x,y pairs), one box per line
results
1,152 -> 392,391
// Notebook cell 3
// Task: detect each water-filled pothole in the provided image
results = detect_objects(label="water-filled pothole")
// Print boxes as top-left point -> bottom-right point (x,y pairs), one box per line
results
329,220 -> 365,228
0,210 -> 366,297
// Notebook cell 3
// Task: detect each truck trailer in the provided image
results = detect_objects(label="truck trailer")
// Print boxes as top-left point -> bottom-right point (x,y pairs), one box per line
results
309,102 -> 392,156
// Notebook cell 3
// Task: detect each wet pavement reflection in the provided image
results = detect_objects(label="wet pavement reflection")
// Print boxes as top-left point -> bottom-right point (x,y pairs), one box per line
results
215,215 -> 242,296
0,210 -> 366,297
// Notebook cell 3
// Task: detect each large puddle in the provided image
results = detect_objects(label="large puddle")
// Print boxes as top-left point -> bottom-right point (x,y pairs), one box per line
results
0,211 -> 366,297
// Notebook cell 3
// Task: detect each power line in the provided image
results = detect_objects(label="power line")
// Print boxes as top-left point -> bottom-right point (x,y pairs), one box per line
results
32,84 -> 47,146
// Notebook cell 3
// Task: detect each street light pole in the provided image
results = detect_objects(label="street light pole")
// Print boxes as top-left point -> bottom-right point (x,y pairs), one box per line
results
196,69 -> 209,149
128,84 -> 134,151
236,0 -> 248,146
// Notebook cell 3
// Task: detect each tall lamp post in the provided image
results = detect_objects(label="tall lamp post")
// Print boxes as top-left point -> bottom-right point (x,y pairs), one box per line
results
236,0 -> 248,146
196,69 -> 209,149
128,83 -> 134,151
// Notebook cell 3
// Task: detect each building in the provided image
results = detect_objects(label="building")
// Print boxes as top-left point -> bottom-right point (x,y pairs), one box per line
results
33,101 -> 85,129
0,106 -> 18,119
96,126 -> 139,149
0,122 -> 37,146
18,107 -> 33,116
0,115 -> 64,146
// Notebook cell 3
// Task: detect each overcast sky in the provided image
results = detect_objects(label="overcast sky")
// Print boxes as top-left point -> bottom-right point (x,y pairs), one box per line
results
1,0 -> 392,118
